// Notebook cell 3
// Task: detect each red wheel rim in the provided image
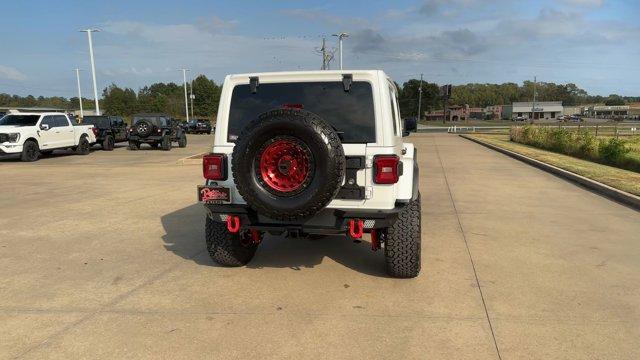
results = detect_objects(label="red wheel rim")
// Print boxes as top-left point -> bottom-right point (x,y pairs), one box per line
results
258,139 -> 311,193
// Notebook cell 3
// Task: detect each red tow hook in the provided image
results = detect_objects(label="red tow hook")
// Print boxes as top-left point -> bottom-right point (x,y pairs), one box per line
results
370,229 -> 381,251
226,215 -> 240,233
250,229 -> 261,244
348,219 -> 364,239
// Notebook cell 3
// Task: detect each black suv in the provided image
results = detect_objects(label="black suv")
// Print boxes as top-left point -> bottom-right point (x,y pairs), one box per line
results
177,120 -> 189,133
128,113 -> 187,151
83,115 -> 128,151
187,119 -> 213,134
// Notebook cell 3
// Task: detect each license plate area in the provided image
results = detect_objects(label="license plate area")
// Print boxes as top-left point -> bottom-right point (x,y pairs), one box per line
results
198,186 -> 231,203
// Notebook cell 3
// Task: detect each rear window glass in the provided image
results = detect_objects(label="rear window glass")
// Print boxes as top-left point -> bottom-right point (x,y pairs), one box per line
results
228,81 -> 375,143
133,116 -> 167,126
83,116 -> 110,127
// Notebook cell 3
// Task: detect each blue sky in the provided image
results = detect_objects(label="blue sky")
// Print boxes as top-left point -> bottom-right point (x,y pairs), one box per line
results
1,0 -> 639,98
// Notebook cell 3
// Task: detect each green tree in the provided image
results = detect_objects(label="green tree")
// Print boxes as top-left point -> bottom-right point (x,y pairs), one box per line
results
398,79 -> 440,117
191,75 -> 222,117
604,95 -> 626,106
102,84 -> 137,116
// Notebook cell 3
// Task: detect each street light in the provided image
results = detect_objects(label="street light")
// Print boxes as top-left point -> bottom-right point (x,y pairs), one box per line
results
74,68 -> 83,118
332,32 -> 349,70
180,69 -> 190,122
79,29 -> 101,115
190,79 -> 195,119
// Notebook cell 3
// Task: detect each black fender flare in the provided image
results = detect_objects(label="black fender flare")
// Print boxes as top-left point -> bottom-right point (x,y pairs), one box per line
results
411,147 -> 420,201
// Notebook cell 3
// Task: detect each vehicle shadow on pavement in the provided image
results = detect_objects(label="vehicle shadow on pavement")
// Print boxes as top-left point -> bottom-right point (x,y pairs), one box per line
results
0,149 -> 97,162
161,203 -> 389,277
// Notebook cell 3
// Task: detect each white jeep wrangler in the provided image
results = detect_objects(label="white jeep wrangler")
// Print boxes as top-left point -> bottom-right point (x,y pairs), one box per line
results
198,70 -> 421,278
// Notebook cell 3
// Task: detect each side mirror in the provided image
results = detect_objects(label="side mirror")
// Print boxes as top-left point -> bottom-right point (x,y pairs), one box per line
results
403,118 -> 417,133
40,124 -> 50,131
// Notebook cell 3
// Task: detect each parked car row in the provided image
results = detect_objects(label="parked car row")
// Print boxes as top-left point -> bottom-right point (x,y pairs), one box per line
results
186,119 -> 214,134
0,112 -> 213,161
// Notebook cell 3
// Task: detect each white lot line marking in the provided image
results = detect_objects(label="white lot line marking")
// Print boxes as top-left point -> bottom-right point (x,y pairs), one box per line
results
11,248 -> 206,359
434,136 -> 503,360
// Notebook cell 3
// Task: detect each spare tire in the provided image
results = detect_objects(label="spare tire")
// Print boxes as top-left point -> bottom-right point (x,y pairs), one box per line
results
232,109 -> 345,221
135,120 -> 153,138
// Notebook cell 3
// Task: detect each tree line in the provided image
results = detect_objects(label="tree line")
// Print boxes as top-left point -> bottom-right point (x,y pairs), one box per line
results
0,74 -> 222,120
396,80 -> 638,118
101,74 -> 221,119
1,76 -> 637,120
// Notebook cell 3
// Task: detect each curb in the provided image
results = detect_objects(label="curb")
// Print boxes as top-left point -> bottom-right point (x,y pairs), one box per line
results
176,152 -> 206,165
459,134 -> 640,211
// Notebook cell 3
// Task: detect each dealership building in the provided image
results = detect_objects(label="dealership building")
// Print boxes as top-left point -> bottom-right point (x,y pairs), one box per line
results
585,105 -> 629,118
502,101 -> 564,120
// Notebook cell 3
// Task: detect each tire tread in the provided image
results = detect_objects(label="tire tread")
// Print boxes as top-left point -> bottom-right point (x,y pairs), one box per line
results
385,194 -> 422,278
205,217 -> 258,266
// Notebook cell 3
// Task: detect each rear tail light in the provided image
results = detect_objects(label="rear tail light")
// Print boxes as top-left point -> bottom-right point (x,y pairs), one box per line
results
91,127 -> 99,136
373,155 -> 401,184
203,153 -> 227,180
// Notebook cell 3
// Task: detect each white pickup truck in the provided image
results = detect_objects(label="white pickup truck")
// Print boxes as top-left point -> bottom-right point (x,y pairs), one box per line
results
0,112 -> 96,161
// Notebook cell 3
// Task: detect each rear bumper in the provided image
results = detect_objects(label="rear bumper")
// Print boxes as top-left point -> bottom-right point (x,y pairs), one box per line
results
203,203 -> 406,235
129,135 -> 163,143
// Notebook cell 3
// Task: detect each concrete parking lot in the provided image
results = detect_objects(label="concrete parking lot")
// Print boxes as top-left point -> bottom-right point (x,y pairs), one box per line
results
1,133 -> 638,359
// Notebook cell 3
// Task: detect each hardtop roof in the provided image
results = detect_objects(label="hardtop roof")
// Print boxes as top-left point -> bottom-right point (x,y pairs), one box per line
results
227,70 -> 388,82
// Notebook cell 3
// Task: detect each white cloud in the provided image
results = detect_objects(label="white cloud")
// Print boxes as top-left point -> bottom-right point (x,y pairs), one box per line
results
95,20 -> 320,87
280,8 -> 369,27
560,0 -> 604,7
0,64 -> 26,81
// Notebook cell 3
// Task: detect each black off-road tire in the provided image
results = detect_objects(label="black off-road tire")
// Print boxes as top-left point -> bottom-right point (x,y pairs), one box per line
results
161,135 -> 172,151
75,135 -> 91,155
178,133 -> 187,148
384,194 -> 422,278
129,141 -> 139,150
20,140 -> 40,162
102,135 -> 115,151
101,135 -> 113,151
205,216 -> 258,266
231,109 -> 345,221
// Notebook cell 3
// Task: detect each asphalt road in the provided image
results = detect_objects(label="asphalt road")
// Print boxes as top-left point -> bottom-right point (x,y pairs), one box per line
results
1,133 -> 638,359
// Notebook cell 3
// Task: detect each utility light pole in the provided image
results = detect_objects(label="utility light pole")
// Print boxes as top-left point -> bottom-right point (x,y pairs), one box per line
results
321,37 -> 327,70
74,68 -> 84,119
80,29 -> 101,115
315,37 -> 335,70
332,32 -> 349,70
180,69 -> 190,122
190,79 -> 195,119
532,75 -> 537,121
417,73 -> 423,121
